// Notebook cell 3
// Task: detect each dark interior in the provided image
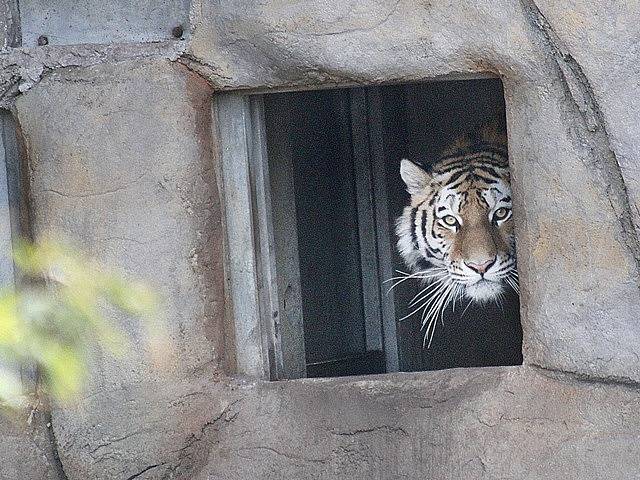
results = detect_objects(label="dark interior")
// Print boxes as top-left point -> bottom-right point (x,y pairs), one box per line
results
382,80 -> 523,372
281,91 -> 383,376
263,78 -> 522,378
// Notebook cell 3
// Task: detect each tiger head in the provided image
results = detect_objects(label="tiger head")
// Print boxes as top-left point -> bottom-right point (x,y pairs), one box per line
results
395,129 -> 518,308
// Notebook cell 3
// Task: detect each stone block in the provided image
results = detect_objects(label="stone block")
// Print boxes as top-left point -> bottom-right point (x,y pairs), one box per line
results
199,367 -> 640,480
15,59 -> 225,479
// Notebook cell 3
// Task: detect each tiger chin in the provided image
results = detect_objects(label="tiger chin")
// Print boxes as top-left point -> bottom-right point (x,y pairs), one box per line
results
394,126 -> 519,347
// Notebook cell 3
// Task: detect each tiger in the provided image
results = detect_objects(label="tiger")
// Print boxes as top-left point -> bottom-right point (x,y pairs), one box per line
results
394,126 -> 519,347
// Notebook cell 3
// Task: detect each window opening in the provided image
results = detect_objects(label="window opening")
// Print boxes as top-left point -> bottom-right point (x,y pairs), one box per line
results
221,78 -> 522,379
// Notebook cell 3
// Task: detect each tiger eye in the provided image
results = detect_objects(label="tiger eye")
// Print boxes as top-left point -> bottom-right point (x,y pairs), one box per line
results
442,215 -> 458,227
493,207 -> 509,221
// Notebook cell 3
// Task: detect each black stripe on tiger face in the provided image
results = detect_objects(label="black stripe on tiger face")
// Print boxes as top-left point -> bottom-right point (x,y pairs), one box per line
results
430,212 -> 440,241
460,190 -> 469,205
476,189 -> 490,208
421,208 -> 429,241
470,172 -> 498,184
422,210 -> 442,255
443,163 -> 506,179
435,150 -> 508,172
437,162 -> 507,188
443,167 -> 469,186
473,164 -> 503,178
410,207 -> 418,250
416,207 -> 442,259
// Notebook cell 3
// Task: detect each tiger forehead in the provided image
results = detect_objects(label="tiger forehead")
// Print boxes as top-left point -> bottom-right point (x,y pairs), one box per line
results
435,184 -> 507,213
433,156 -> 509,182
433,149 -> 508,173
430,158 -> 511,212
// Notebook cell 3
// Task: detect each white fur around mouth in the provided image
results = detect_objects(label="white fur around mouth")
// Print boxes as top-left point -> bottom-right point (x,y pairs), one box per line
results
387,266 -> 518,348
464,278 -> 504,302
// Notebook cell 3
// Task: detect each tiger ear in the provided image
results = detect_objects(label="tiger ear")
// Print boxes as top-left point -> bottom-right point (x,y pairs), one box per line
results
400,159 -> 431,195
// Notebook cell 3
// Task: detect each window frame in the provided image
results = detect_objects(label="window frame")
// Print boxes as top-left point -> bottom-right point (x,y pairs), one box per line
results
214,77 -> 519,380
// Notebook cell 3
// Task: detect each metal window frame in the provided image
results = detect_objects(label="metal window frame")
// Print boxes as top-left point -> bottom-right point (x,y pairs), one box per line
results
0,112 -> 22,286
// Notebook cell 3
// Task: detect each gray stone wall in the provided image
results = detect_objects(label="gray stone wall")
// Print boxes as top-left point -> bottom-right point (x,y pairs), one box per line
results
0,1 -> 638,479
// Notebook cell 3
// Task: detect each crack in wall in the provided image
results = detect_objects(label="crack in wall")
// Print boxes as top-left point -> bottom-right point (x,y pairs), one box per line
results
88,429 -> 153,456
40,169 -> 148,199
329,425 -> 409,437
531,363 -> 640,390
177,52 -> 234,86
41,402 -> 70,480
235,445 -> 331,465
519,0 -> 640,286
289,0 -> 401,37
8,110 -> 68,479
0,41 -> 185,108
125,463 -> 165,480
164,399 -> 242,478
0,0 -> 21,48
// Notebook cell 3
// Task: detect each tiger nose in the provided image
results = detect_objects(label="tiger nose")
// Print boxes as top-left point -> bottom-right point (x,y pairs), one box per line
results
465,257 -> 496,275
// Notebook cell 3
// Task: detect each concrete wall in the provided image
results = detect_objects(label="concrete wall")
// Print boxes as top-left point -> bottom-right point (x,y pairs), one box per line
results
0,1 -> 638,479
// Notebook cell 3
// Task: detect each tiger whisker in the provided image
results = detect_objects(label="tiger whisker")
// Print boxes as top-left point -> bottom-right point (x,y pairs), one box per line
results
460,297 -> 473,319
418,286 -> 451,347
409,276 -> 449,307
422,293 -> 445,346
422,287 -> 451,348
496,291 -> 505,314
423,281 -> 457,348
398,280 -> 449,323
418,280 -> 451,327
438,283 -> 455,327
506,270 -> 519,279
441,282 -> 460,326
384,272 -> 438,285
492,265 -> 515,276
384,269 -> 447,282
417,281 -> 451,325
384,269 -> 448,294
451,283 -> 458,314
452,282 -> 464,314
504,274 -> 520,294
448,274 -> 468,281
492,260 -> 516,272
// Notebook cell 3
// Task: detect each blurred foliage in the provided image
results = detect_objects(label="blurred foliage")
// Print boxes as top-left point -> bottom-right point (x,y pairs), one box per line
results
0,239 -> 161,410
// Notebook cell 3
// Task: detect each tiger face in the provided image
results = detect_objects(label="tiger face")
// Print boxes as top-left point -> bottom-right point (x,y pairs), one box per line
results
394,132 -> 519,344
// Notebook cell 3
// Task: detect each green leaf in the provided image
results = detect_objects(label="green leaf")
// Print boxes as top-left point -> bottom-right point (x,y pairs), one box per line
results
0,238 -> 163,410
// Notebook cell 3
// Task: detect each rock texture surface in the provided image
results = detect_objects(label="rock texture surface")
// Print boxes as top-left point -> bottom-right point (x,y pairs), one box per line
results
0,409 -> 63,480
15,60 -> 226,479
199,367 -> 640,480
0,1 -> 637,479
